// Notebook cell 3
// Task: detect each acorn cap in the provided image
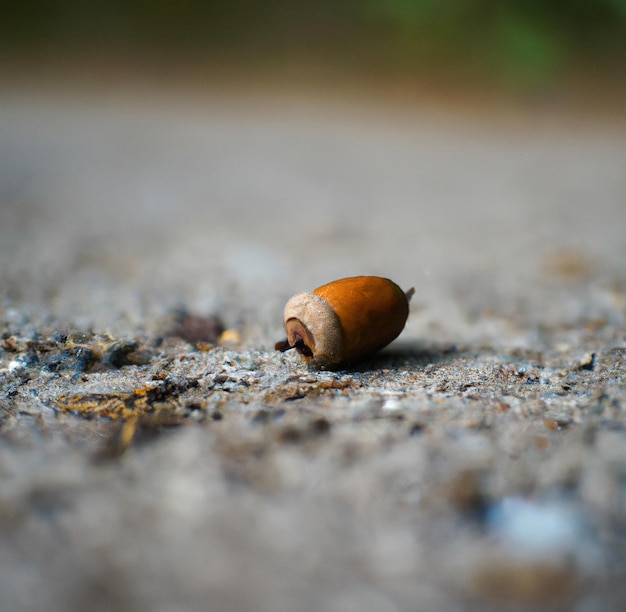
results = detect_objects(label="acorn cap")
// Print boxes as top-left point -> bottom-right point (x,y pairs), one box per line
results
282,292 -> 343,368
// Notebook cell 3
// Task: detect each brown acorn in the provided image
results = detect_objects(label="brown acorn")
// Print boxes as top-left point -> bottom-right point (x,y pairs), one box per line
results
275,276 -> 414,369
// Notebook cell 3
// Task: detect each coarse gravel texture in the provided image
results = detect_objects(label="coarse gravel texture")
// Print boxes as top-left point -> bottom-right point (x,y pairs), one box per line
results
1,77 -> 626,611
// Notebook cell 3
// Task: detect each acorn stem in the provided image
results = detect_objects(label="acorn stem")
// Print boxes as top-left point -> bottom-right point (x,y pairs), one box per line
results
275,339 -> 292,352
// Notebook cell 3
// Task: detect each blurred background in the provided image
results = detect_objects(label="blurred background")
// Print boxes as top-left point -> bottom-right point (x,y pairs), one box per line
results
2,0 -> 625,94
1,0 -> 625,339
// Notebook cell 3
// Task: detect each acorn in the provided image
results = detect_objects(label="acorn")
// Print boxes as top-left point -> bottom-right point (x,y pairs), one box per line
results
275,276 -> 414,369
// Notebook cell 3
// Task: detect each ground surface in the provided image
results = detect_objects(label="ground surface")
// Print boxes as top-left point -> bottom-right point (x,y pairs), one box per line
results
1,75 -> 626,611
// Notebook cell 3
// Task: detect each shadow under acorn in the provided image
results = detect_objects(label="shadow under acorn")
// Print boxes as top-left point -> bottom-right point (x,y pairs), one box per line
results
335,340 -> 462,374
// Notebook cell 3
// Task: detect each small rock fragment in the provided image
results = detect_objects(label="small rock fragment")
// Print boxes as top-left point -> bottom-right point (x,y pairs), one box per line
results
171,311 -> 225,344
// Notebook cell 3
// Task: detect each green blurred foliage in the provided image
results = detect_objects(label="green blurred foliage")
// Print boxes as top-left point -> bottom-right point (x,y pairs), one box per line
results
1,0 -> 624,84
363,0 -> 626,84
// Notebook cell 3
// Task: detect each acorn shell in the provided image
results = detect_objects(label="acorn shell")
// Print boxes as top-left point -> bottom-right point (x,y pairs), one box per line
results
276,276 -> 412,369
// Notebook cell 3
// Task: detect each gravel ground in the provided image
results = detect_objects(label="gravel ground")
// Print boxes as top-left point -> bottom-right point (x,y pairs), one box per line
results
1,77 -> 626,611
